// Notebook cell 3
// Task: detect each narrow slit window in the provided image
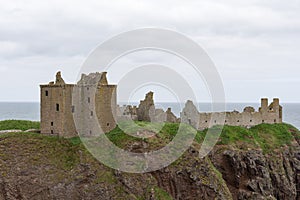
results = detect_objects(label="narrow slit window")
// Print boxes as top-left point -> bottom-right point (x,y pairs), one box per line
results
45,90 -> 48,96
56,104 -> 60,111
51,130 -> 54,134
72,106 -> 75,113
51,122 -> 53,126
88,97 -> 90,103
91,111 -> 93,116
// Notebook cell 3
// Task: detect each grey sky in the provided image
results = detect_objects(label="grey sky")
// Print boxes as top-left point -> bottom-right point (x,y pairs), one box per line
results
0,0 -> 299,102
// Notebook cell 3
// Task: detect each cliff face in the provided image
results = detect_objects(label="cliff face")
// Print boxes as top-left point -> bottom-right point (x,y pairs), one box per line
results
0,124 -> 299,200
211,146 -> 300,200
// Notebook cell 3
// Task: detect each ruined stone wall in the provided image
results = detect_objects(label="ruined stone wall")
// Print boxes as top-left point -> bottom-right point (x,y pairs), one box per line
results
136,91 -> 155,121
117,91 -> 179,123
181,98 -> 283,130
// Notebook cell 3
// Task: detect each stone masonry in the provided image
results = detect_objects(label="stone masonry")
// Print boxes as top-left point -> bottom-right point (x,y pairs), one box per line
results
180,98 -> 282,130
117,92 -> 180,123
40,71 -> 117,138
119,92 -> 282,130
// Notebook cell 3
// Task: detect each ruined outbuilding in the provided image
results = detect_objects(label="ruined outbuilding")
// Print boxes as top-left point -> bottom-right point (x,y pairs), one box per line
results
180,98 -> 282,130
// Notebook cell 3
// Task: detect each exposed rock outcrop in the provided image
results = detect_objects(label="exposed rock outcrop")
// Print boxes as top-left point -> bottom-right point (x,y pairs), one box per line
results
209,145 -> 300,200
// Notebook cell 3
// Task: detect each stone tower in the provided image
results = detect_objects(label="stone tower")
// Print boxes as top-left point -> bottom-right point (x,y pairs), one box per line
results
40,71 -> 117,138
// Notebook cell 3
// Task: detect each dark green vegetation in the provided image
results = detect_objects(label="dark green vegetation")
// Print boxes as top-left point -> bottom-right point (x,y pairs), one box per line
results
0,120 -> 40,131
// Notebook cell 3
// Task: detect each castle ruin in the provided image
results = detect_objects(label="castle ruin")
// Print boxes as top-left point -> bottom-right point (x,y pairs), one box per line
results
40,71 -> 282,138
118,91 -> 282,130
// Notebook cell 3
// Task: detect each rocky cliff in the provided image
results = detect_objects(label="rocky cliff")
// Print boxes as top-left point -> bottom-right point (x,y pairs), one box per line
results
0,123 -> 299,200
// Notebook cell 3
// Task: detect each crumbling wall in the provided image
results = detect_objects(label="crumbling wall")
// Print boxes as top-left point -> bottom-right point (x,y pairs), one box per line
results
118,91 -> 179,123
136,91 -> 155,121
166,108 -> 179,123
180,100 -> 200,129
181,98 -> 283,130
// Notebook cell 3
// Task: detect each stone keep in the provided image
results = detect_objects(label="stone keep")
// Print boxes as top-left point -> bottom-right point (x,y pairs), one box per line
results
40,71 -> 117,138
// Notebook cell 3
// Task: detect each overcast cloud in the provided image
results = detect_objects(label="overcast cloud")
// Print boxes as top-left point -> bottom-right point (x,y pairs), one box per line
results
0,0 -> 299,102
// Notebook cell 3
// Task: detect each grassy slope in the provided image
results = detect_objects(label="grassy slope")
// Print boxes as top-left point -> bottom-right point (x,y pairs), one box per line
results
1,119 -> 298,153
104,121 -> 300,153
0,120 -> 40,131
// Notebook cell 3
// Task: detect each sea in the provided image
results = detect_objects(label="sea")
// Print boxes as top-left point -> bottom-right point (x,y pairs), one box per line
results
0,102 -> 299,130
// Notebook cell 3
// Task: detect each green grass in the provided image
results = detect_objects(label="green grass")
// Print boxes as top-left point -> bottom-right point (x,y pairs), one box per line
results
153,187 -> 173,200
205,123 -> 300,153
105,121 -> 300,154
3,119 -> 297,155
105,125 -> 141,148
73,121 -> 299,154
0,120 -> 40,131
0,132 -> 79,170
215,125 -> 255,146
250,123 -> 297,153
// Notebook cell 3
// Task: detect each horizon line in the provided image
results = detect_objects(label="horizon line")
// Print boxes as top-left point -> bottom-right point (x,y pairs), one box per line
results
0,101 -> 299,104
